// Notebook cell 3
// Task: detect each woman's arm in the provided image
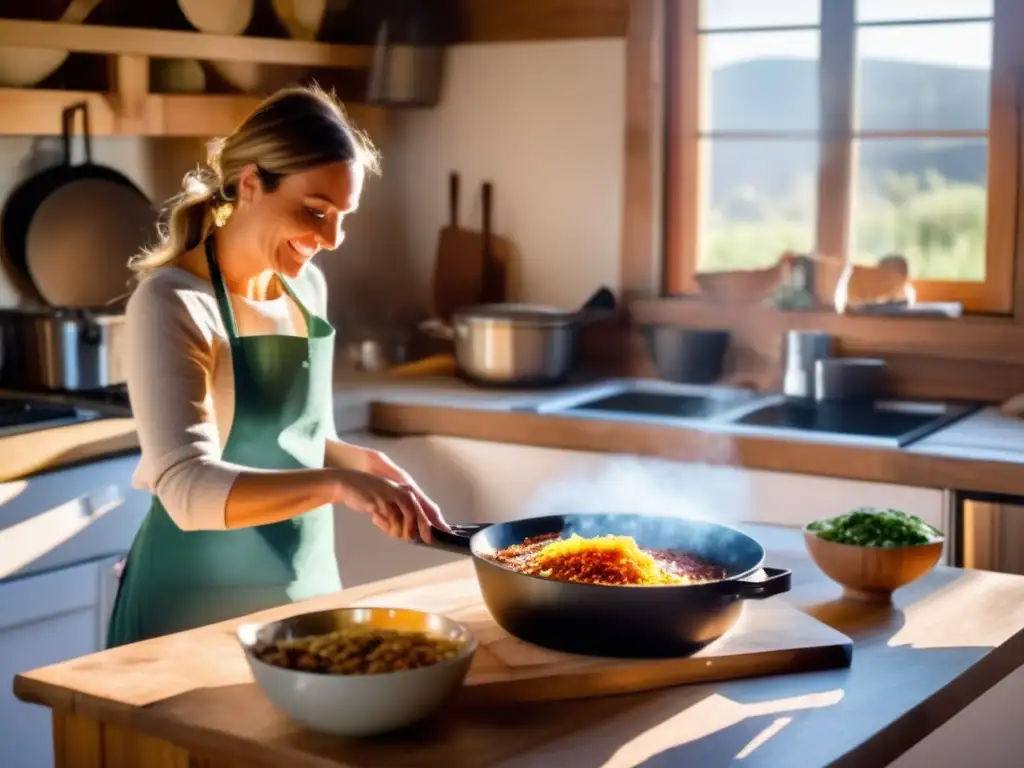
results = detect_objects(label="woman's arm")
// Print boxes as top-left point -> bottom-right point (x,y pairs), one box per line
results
222,464 -> 435,540
126,275 -> 437,539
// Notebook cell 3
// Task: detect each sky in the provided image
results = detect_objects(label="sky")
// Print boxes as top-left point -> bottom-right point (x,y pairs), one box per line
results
704,0 -> 993,70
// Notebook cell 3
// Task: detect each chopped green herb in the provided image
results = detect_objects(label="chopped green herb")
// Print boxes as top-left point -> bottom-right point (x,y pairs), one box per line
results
806,507 -> 942,548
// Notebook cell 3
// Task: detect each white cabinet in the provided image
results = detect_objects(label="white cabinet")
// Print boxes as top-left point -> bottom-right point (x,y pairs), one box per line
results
0,558 -> 112,768
0,453 -> 143,767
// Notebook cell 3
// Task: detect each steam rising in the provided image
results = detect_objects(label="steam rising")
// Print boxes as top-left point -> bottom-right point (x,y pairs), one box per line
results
521,450 -> 752,526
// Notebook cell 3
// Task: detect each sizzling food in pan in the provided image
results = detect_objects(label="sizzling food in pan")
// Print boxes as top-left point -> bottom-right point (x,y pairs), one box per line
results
486,533 -> 727,586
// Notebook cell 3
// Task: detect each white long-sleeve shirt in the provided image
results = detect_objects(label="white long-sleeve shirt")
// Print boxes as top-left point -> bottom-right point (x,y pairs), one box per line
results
125,264 -> 336,532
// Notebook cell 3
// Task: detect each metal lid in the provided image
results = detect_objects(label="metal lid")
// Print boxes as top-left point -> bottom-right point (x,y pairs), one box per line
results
453,303 -> 576,326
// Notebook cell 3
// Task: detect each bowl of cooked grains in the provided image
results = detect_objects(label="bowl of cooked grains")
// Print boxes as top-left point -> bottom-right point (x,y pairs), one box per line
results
237,606 -> 477,736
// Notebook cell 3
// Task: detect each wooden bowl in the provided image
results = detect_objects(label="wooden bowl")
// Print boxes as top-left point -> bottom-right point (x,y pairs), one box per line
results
803,528 -> 944,604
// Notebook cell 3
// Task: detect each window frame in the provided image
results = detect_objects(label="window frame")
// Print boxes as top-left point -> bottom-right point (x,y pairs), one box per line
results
662,0 -> 1022,314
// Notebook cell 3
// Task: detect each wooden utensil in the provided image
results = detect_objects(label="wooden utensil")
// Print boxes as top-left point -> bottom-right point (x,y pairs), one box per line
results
480,181 -> 513,303
432,172 -> 486,320
0,0 -> 106,87
694,252 -> 798,303
177,0 -> 254,35
272,0 -> 330,40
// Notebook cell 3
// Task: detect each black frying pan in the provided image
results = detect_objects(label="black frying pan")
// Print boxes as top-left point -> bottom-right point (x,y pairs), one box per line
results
1,102 -> 152,306
423,513 -> 791,658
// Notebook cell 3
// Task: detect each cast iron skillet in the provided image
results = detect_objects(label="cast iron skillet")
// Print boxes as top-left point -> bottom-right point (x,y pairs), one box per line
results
424,513 -> 792,658
1,101 -> 151,306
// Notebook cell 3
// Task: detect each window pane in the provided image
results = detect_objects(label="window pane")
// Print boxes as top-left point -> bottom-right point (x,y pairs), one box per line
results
699,140 -> 819,272
702,0 -> 819,30
857,0 -> 993,23
857,23 -> 991,131
851,138 -> 988,280
706,31 -> 820,132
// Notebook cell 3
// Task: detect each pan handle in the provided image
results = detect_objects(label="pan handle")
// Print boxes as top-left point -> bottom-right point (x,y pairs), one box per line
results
418,318 -> 455,340
417,523 -> 489,556
723,567 -> 792,600
61,103 -> 93,167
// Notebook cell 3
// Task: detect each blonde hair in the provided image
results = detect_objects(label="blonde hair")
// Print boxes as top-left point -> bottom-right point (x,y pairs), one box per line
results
130,84 -> 380,277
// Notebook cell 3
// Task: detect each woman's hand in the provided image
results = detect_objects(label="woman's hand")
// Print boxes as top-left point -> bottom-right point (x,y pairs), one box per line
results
360,449 -> 451,530
331,464 -> 450,544
326,441 -> 451,535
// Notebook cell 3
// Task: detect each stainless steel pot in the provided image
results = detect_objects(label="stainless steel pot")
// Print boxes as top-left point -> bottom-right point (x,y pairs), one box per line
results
420,288 -> 617,387
0,307 -> 126,391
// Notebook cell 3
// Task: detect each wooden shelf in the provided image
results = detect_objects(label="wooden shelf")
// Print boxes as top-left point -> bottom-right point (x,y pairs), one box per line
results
0,19 -> 381,137
0,19 -> 371,67
0,89 -> 386,137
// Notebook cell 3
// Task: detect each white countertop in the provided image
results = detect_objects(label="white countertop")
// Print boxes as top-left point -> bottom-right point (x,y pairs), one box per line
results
908,406 -> 1024,463
331,375 -> 624,433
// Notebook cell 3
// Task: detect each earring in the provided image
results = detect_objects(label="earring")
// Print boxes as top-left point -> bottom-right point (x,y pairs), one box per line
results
212,203 -> 234,228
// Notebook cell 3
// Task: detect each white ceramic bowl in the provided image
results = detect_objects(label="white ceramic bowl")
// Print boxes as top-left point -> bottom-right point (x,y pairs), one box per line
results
237,606 -> 477,737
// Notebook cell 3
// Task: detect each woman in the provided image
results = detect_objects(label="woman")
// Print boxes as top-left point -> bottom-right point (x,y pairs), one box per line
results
106,86 -> 450,649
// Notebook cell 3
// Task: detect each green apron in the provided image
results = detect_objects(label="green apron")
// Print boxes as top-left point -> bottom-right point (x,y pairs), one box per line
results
106,235 -> 342,648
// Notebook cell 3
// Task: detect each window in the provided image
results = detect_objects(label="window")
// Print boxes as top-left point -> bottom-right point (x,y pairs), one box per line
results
665,0 -> 1017,312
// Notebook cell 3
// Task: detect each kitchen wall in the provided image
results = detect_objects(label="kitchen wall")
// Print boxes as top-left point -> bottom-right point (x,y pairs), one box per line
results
1,39 -> 626,332
322,39 -> 627,329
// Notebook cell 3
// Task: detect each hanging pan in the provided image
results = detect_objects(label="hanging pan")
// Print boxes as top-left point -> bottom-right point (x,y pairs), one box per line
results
1,102 -> 157,309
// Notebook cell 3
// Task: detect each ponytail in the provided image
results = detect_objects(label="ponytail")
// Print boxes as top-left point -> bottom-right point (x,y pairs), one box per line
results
128,166 -> 219,278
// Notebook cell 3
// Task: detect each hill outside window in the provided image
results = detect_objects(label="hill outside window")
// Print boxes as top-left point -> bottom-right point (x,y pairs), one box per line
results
664,0 -> 1019,313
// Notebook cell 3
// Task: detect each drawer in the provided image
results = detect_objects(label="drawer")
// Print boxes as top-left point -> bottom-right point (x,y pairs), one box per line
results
0,452 -> 148,580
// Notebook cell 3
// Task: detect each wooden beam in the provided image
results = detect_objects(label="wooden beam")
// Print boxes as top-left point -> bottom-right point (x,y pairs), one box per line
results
663,0 -> 701,295
109,54 -> 150,133
457,0 -> 628,42
0,20 -> 371,67
0,89 -> 117,134
619,0 -> 666,298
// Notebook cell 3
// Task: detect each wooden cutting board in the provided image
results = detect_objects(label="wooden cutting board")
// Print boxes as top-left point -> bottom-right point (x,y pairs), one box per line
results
433,171 -> 486,320
349,568 -> 854,704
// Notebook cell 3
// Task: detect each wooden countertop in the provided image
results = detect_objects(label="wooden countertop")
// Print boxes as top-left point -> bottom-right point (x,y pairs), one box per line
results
369,401 -> 1024,496
14,525 -> 1024,768
0,418 -> 138,482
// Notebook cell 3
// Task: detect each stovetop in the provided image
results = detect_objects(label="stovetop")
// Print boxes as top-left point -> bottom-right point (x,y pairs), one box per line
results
0,386 -> 131,438
727,398 -> 976,447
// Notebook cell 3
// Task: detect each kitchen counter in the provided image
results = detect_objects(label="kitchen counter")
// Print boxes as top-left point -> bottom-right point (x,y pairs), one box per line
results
362,379 -> 1024,497
13,524 -> 1024,768
7,374 -> 1024,495
0,417 -> 138,482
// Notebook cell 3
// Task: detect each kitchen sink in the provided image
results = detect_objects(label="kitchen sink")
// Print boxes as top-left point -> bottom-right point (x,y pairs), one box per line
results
566,390 -> 742,420
530,379 -> 981,447
532,379 -> 761,425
